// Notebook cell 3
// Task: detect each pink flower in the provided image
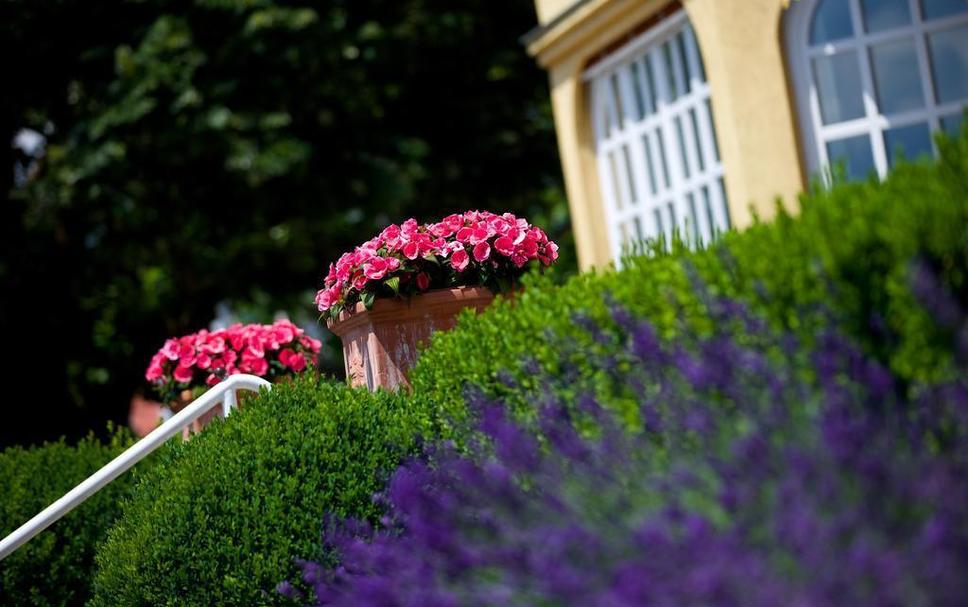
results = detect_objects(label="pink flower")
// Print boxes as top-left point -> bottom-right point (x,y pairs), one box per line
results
201,335 -> 225,355
450,247 -> 470,272
416,272 -> 430,291
402,241 -> 420,260
161,339 -> 180,361
315,288 -> 335,311
364,257 -> 389,280
273,324 -> 295,345
145,355 -> 165,382
511,253 -> 529,268
205,373 -> 221,386
494,235 -> 514,257
300,336 -> 322,352
352,273 -> 368,291
473,241 -> 491,262
429,222 -> 454,238
196,353 -> 212,370
278,348 -> 298,368
173,365 -> 194,384
519,237 -> 539,258
289,354 -> 307,372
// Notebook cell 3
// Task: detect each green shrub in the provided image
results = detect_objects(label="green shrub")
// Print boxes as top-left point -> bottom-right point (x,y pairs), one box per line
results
91,376 -> 437,606
410,126 -> 968,417
90,127 -> 968,605
0,428 -> 142,607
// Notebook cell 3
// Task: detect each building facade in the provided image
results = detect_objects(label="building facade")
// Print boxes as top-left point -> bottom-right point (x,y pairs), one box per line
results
525,0 -> 968,268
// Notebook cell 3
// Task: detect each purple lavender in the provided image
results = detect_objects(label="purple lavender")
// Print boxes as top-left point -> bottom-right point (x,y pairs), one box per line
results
283,290 -> 968,606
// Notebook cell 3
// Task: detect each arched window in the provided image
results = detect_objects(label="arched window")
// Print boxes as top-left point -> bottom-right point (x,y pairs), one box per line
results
786,0 -> 968,181
587,10 -> 729,261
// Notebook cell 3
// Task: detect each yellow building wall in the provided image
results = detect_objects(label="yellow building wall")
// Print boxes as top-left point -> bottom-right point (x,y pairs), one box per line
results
528,0 -> 806,269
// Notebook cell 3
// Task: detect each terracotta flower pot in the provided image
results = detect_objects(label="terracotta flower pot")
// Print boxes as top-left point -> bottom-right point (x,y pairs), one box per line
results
327,286 -> 495,391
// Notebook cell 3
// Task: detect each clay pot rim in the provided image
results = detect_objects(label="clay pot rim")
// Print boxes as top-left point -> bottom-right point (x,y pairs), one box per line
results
326,285 -> 496,335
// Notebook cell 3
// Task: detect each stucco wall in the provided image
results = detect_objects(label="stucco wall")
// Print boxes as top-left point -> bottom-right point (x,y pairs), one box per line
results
528,0 -> 805,270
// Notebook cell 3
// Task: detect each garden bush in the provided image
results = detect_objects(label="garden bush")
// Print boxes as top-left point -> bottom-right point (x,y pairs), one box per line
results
0,427 -> 143,606
90,128 -> 968,604
90,376 -> 437,606
411,126 -> 968,422
284,290 -> 968,605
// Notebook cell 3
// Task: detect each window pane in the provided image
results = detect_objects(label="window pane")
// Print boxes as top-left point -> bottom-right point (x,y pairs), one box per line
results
811,0 -> 855,44
860,0 -> 911,32
608,152 -> 623,209
814,51 -> 866,124
870,38 -> 925,113
629,63 -> 647,121
675,116 -> 691,178
610,73 -> 626,129
642,135 -> 659,195
827,134 -> 876,181
921,0 -> 968,20
643,55 -> 659,113
941,112 -> 965,136
676,32 -> 693,94
622,145 -> 638,203
662,41 -> 679,100
884,122 -> 934,167
928,25 -> 968,103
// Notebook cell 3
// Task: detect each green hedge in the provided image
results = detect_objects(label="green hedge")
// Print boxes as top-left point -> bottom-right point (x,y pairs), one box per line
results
90,376 -> 436,606
89,127 -> 968,604
410,127 -> 968,418
0,428 -> 142,607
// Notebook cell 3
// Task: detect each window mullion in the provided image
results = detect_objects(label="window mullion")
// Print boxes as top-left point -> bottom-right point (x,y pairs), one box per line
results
849,0 -> 889,177
909,0 -> 941,143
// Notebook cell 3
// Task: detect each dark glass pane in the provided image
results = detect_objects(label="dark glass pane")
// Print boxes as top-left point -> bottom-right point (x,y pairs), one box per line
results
610,73 -> 626,127
811,0 -> 855,44
884,122 -> 934,167
814,51 -> 866,124
676,32 -> 693,94
826,134 -> 876,181
642,135 -> 658,195
921,0 -> 968,20
941,112 -> 965,136
861,0 -> 912,32
629,63 -> 647,120
928,25 -> 968,103
870,38 -> 925,113
622,145 -> 637,203
675,116 -> 690,178
662,41 -> 679,100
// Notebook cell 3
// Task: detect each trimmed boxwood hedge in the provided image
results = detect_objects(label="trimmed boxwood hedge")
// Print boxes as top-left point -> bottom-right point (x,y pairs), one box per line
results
410,127 -> 968,419
0,428 -> 143,607
90,376 -> 437,606
90,126 -> 968,605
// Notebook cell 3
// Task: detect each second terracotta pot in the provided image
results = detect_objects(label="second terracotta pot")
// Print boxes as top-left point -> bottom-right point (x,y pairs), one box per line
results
327,286 -> 494,391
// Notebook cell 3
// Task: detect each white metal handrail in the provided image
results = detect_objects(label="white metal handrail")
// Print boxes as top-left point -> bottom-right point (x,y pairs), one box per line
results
0,373 -> 272,561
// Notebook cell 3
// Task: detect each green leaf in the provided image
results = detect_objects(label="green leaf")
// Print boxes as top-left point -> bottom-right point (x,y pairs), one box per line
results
385,276 -> 401,294
361,290 -> 376,309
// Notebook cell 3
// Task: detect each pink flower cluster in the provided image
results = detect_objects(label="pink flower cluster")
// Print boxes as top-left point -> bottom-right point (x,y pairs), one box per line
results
145,319 -> 321,400
315,210 -> 559,317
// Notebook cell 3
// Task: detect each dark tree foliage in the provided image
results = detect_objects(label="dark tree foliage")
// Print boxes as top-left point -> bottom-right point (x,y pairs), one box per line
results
0,0 -> 567,447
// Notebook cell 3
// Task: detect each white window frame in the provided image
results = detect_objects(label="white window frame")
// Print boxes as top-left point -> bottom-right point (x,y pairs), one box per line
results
585,9 -> 729,263
785,0 -> 968,181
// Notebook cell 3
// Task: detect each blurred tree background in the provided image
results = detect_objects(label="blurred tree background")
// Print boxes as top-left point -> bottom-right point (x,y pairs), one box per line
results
0,0 -> 570,448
